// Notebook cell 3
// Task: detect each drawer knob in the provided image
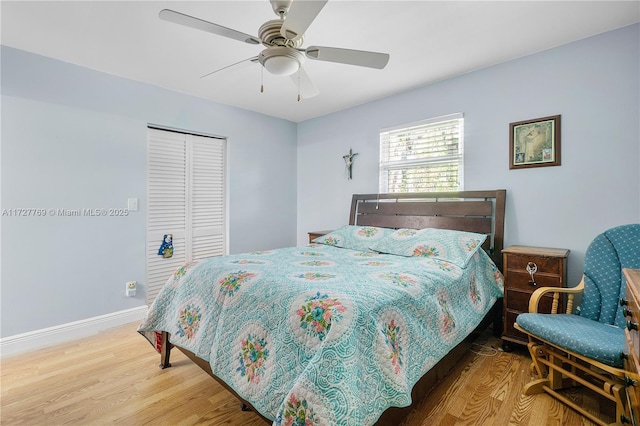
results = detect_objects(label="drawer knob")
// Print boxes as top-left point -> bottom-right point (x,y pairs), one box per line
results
627,320 -> 638,331
526,262 -> 537,286
625,376 -> 637,387
621,298 -> 629,307
624,307 -> 634,317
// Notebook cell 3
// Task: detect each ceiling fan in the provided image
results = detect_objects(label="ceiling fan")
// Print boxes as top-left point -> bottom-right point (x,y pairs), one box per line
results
159,0 -> 390,100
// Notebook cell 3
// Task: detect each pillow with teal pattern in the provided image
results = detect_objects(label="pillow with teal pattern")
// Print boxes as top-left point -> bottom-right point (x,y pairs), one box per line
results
368,227 -> 488,267
312,225 -> 395,252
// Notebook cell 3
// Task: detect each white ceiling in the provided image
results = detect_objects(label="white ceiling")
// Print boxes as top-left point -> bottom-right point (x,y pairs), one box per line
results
2,1 -> 638,122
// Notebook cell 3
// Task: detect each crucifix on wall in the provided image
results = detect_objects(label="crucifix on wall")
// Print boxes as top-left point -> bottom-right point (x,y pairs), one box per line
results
342,148 -> 358,180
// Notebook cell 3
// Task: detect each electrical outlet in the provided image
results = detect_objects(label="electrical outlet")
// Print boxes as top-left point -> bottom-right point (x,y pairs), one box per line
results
126,281 -> 137,297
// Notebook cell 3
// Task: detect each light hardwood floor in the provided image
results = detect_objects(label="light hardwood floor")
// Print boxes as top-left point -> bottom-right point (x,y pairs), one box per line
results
1,323 -> 612,425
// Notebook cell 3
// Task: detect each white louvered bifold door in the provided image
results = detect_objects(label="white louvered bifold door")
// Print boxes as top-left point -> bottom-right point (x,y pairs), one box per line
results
190,136 -> 226,260
147,129 -> 188,303
146,128 -> 226,304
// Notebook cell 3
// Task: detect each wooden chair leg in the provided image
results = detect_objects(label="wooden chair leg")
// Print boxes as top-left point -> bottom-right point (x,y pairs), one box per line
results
524,342 -> 550,395
607,382 -> 627,425
528,342 -> 548,379
547,347 -> 564,390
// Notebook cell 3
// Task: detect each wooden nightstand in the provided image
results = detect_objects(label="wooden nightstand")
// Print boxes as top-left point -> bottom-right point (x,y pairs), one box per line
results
308,230 -> 333,244
501,245 -> 569,350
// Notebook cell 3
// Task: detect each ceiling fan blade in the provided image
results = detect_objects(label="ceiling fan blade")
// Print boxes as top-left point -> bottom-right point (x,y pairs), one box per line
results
290,66 -> 319,99
305,46 -> 390,69
200,56 -> 259,79
280,0 -> 327,41
159,9 -> 261,45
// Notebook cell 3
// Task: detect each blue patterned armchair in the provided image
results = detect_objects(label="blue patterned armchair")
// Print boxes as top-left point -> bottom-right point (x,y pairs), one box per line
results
515,224 -> 640,425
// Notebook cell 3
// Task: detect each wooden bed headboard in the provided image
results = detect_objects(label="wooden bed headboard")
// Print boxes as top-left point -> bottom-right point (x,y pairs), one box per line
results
348,190 -> 506,270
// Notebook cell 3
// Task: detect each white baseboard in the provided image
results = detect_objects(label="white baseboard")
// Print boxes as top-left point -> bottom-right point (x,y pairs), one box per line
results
0,305 -> 148,358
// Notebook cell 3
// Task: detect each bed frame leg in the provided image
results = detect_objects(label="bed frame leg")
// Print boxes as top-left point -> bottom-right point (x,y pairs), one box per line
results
492,298 -> 503,337
159,331 -> 172,369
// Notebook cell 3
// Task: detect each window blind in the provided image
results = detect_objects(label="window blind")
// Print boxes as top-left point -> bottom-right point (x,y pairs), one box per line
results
379,113 -> 463,193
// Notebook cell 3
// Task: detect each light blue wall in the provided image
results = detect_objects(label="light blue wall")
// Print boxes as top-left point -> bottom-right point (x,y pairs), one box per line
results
1,46 -> 298,337
297,24 -> 640,288
2,23 -> 639,338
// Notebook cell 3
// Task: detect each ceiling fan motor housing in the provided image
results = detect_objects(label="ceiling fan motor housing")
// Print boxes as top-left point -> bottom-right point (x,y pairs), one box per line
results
258,19 -> 303,48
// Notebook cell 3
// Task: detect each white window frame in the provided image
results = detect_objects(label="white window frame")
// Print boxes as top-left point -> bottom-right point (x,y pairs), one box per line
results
379,113 -> 464,193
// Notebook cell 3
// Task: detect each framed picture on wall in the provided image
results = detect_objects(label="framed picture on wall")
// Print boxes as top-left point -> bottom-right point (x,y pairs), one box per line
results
509,115 -> 561,169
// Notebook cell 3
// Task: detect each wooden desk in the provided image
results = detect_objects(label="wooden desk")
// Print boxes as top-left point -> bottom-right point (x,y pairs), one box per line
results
624,268 -> 640,424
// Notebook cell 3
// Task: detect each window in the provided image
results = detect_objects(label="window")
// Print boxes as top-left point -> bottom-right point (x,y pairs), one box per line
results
379,113 -> 463,193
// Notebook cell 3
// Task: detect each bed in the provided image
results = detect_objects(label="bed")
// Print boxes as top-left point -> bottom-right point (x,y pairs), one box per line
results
138,190 -> 506,425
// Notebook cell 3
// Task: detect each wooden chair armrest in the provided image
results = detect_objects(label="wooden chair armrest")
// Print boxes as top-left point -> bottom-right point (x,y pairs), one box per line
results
528,278 -> 585,314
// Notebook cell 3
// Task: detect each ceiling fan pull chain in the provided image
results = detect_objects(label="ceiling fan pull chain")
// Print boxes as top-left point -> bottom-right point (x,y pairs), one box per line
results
297,70 -> 301,102
260,65 -> 264,93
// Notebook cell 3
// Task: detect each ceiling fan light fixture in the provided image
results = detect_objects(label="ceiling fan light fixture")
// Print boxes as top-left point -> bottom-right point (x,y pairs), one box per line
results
259,47 -> 304,76
264,55 -> 299,75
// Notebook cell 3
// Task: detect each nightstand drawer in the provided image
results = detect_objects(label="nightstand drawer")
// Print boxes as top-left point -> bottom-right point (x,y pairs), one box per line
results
505,271 -> 564,291
627,291 -> 640,336
626,329 -> 640,376
506,254 -> 562,275
505,311 -> 529,340
506,289 -> 555,313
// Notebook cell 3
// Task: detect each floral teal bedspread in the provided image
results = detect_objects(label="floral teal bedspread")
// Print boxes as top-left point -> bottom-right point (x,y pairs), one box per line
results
138,244 -> 503,425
